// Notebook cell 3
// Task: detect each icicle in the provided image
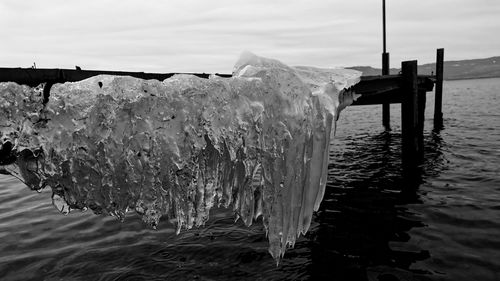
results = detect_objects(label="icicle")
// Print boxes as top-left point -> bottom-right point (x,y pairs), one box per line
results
0,52 -> 361,263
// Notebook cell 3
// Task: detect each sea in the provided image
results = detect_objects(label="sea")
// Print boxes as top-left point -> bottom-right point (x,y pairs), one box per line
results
0,77 -> 499,281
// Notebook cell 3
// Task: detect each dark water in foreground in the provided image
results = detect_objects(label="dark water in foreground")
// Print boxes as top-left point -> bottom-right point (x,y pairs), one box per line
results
1,78 -> 499,281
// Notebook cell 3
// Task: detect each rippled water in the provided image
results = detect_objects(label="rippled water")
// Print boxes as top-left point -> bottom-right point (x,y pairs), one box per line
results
1,78 -> 499,281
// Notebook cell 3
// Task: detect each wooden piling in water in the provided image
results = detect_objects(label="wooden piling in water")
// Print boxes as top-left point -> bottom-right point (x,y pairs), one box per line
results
417,88 -> 426,160
382,52 -> 390,130
401,60 -> 420,165
418,89 -> 426,134
434,48 -> 444,129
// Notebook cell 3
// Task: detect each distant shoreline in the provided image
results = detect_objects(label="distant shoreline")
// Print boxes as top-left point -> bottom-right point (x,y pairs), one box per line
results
445,75 -> 500,81
349,55 -> 500,82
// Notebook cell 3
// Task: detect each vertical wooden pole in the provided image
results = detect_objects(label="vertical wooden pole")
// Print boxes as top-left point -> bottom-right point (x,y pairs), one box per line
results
382,53 -> 390,130
434,48 -> 444,129
382,0 -> 390,130
401,60 -> 419,166
417,90 -> 426,136
417,89 -> 426,159
383,0 -> 387,54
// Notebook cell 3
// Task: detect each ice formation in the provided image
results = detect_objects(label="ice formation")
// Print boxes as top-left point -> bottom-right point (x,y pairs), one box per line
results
0,52 -> 360,261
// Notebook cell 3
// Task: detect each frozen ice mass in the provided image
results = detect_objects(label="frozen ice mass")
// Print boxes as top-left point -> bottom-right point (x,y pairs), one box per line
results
0,52 -> 361,262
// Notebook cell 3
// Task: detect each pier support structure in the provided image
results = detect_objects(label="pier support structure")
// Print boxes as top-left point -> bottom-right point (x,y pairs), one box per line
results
401,60 -> 422,166
381,0 -> 391,131
417,88 -> 426,145
434,48 -> 444,130
382,52 -> 390,130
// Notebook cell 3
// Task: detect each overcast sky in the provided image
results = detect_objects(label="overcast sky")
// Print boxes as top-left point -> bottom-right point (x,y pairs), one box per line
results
1,0 -> 499,73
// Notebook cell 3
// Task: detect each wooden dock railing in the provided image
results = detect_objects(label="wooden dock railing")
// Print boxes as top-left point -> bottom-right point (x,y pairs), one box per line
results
0,49 -> 444,169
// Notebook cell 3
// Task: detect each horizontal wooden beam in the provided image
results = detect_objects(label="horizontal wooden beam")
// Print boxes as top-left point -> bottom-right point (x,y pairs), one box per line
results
350,75 -> 434,105
0,67 -> 231,87
0,67 -> 435,106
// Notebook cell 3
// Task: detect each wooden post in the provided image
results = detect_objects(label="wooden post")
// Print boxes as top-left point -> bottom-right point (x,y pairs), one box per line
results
417,89 -> 426,160
381,0 -> 390,130
382,52 -> 390,130
417,90 -> 426,136
434,48 -> 444,129
383,0 -> 387,54
401,60 -> 419,166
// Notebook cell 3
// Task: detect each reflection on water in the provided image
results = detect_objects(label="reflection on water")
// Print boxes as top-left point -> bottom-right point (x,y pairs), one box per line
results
305,131 -> 447,281
0,123 -> 447,281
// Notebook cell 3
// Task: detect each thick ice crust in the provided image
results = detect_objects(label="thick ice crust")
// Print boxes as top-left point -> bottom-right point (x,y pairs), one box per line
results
0,53 -> 360,261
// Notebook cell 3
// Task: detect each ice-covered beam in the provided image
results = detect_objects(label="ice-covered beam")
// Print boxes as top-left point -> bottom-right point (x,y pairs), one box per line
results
0,52 -> 360,262
0,67 -> 232,87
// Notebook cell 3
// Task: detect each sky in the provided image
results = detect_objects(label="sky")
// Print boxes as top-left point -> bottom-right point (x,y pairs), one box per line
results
1,0 -> 499,73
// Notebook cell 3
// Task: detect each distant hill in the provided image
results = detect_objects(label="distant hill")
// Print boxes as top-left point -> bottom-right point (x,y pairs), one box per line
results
348,56 -> 500,80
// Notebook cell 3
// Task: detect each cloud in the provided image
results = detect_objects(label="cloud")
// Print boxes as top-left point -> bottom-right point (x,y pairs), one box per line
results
0,0 -> 499,73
